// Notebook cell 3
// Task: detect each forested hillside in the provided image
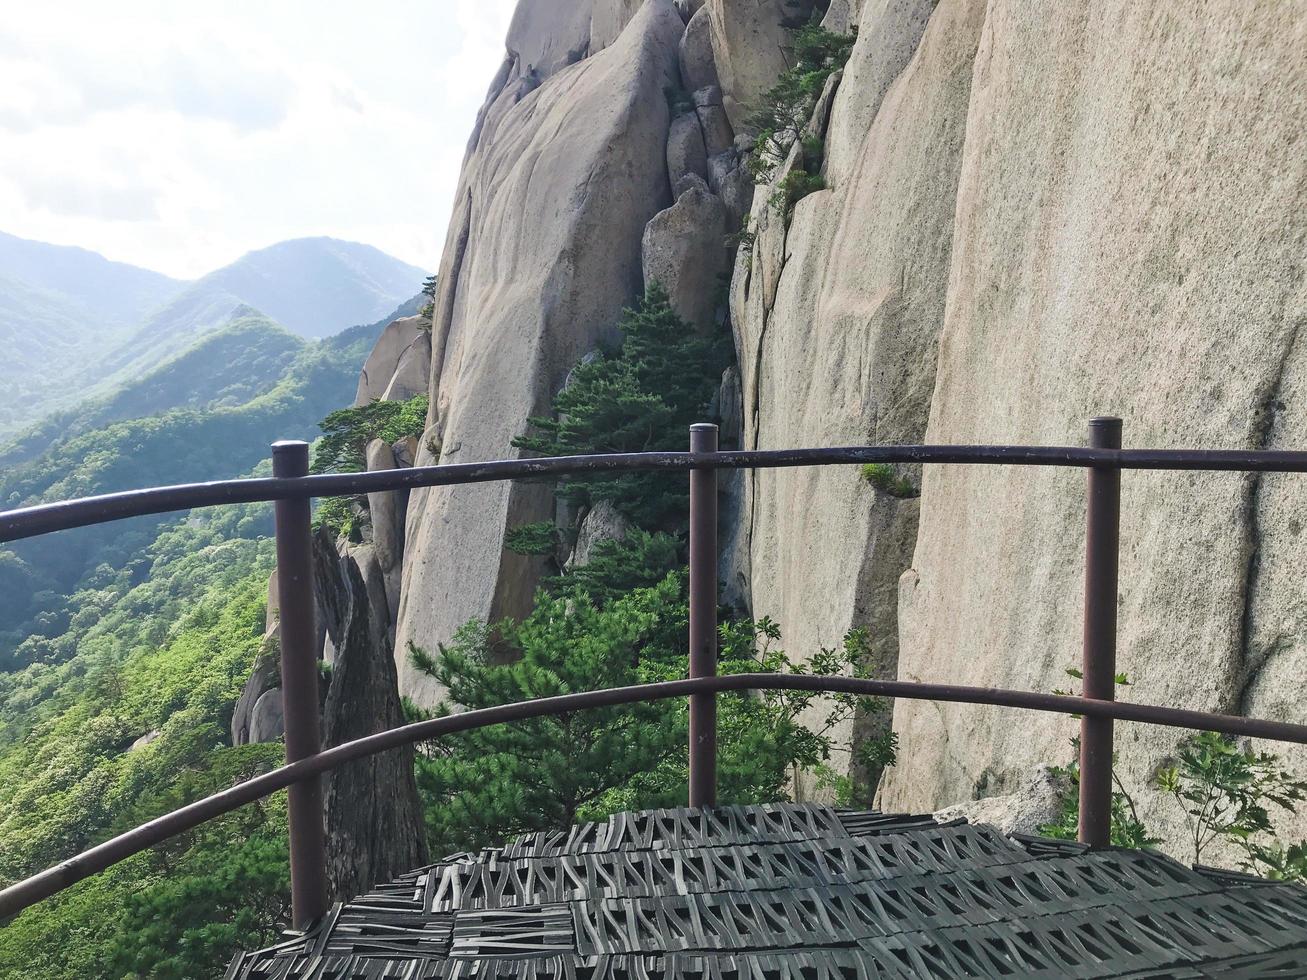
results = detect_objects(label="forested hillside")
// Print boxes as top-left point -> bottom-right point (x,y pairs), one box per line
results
0,296 -> 419,976
0,234 -> 425,439
0,302 -> 417,672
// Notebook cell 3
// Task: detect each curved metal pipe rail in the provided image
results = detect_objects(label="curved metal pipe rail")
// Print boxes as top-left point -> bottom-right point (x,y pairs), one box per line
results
4,421 -> 1307,927
4,444 -> 1307,543
3,671 -> 1306,920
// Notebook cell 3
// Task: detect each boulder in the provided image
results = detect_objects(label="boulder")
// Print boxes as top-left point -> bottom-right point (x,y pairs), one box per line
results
354,316 -> 429,406
396,0 -> 684,707
693,88 -> 734,156
365,438 -> 406,626
706,0 -> 817,132
391,435 -> 419,468
642,183 -> 729,334
380,330 -> 431,403
590,0 -> 646,53
231,651 -> 280,746
248,689 -> 285,744
567,501 -> 631,570
933,766 -> 1071,837
706,150 -> 755,233
679,6 -> 719,93
666,111 -> 709,189
505,0 -> 593,82
821,0 -> 862,34
128,730 -> 161,752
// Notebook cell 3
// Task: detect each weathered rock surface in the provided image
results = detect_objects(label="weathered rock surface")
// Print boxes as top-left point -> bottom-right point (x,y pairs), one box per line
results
354,316 -> 429,406
882,0 -> 1307,846
642,182 -> 728,333
706,0 -> 816,132
231,651 -> 280,746
395,0 -> 684,706
933,766 -> 1071,837
666,112 -> 708,189
568,501 -> 631,569
380,0 -> 1307,854
365,438 -> 407,630
381,330 -> 431,403
692,86 -> 733,156
727,0 -> 986,793
248,688 -> 285,745
316,531 -> 427,900
678,6 -> 719,93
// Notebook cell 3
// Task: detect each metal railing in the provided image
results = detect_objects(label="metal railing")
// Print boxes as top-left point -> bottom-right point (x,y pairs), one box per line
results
2,417 -> 1307,930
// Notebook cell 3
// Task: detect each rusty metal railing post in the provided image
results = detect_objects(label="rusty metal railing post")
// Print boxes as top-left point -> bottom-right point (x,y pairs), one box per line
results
1078,416 -> 1122,846
688,423 -> 718,807
271,440 -> 328,927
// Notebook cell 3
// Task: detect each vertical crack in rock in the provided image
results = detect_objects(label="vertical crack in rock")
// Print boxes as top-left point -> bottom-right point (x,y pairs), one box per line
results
1236,316 -> 1303,715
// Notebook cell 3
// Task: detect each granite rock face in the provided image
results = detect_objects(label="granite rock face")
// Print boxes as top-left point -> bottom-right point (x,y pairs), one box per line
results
354,0 -> 1306,852
395,0 -> 684,706
641,182 -> 729,334
354,316 -> 430,406
881,1 -> 1307,841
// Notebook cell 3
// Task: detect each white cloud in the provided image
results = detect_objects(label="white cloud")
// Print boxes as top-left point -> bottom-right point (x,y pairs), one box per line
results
0,0 -> 517,279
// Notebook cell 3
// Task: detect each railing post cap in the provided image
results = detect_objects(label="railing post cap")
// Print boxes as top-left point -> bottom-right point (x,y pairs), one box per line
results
1088,416 -> 1122,429
690,422 -> 719,432
272,439 -> 310,452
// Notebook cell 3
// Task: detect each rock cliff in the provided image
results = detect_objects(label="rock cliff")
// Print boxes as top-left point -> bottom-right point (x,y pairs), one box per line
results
359,0 -> 1306,842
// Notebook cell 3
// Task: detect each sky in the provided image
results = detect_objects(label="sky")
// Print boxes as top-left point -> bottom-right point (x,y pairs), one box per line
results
0,0 -> 518,279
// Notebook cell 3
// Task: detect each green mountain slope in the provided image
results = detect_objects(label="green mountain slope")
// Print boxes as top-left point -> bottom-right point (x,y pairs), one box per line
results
0,314 -> 305,469
0,233 -> 426,438
0,315 -> 390,669
199,237 -> 428,339
0,230 -> 184,326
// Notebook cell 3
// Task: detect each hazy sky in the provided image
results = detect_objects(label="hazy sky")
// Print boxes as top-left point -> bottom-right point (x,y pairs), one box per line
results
0,0 -> 517,279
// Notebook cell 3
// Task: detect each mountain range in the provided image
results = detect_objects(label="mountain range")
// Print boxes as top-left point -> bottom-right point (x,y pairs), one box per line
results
0,232 -> 427,439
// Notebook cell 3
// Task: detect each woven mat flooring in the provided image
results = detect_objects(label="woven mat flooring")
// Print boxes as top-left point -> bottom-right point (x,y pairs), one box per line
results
227,803 -> 1307,979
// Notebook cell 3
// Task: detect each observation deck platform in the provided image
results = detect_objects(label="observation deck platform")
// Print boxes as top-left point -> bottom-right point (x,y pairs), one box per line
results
227,803 -> 1307,979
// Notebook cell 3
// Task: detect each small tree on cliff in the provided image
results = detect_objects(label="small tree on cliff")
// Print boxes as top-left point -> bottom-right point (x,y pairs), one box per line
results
512,284 -> 730,527
409,561 -> 893,857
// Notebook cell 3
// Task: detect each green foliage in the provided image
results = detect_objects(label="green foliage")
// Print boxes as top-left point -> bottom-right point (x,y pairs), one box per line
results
513,285 -> 729,527
310,393 -> 428,536
310,394 -> 429,475
1038,669 -> 1306,882
860,463 -> 919,499
411,569 -> 892,857
0,555 -> 291,976
0,325 -> 378,670
769,168 -> 827,214
1156,731 -> 1307,875
544,530 -> 682,606
504,522 -> 559,557
421,274 -> 439,298
1038,669 -> 1158,848
745,25 -> 856,183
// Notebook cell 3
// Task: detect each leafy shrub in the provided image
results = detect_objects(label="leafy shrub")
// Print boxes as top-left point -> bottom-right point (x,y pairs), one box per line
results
861,463 -> 919,499
1157,730 -> 1307,874
504,522 -> 559,557
311,393 -> 428,536
770,168 -> 827,214
1038,668 -> 1307,881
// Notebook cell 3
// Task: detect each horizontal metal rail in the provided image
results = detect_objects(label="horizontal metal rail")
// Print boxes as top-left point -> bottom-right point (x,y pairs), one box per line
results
4,444 -> 1307,543
2,671 -> 1306,920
